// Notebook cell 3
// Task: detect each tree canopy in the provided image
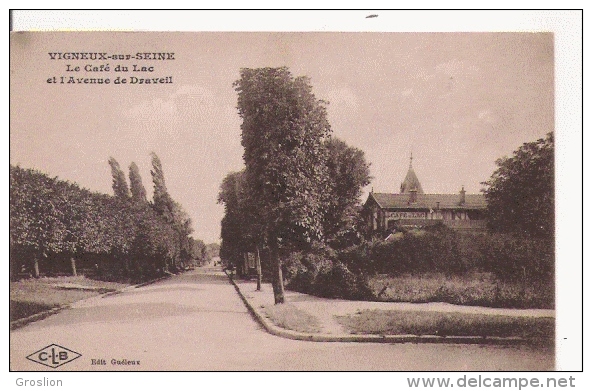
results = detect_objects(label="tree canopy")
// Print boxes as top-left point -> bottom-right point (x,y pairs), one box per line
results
481,132 -> 554,238
10,154 -> 203,280
323,137 -> 372,248
108,157 -> 130,200
129,162 -> 148,203
150,152 -> 172,218
149,152 -> 195,271
234,67 -> 332,303
218,170 -> 249,264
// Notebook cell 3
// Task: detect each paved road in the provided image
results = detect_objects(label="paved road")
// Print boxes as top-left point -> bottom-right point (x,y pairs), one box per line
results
10,267 -> 554,371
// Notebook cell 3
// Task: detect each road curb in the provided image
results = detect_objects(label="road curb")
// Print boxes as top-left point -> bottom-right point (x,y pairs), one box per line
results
10,274 -> 172,330
226,272 -> 533,345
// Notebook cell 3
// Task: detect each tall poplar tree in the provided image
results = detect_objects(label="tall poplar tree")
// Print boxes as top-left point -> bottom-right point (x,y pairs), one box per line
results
150,152 -> 173,219
149,152 -> 194,271
129,162 -> 148,203
108,157 -> 130,200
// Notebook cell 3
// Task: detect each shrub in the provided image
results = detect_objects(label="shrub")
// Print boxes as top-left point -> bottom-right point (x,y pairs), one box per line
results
282,251 -> 312,290
284,228 -> 554,302
456,231 -> 487,271
360,226 -> 464,275
283,242 -> 334,292
338,226 -> 553,283
337,238 -> 378,274
479,233 -> 554,282
283,242 -> 373,300
312,262 -> 374,300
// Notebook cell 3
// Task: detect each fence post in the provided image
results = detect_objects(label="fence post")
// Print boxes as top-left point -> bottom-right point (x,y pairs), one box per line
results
32,256 -> 40,278
256,246 -> 262,291
71,257 -> 77,277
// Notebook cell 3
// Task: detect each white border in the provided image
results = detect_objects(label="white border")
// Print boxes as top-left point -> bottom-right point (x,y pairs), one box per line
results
5,8 -> 586,388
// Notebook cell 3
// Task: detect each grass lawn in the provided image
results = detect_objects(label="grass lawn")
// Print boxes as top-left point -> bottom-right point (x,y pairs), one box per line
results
368,272 -> 554,309
10,276 -> 129,322
263,303 -> 322,333
336,309 -> 554,342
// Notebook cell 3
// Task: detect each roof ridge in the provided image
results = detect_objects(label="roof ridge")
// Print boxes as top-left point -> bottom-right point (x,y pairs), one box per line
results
372,192 -> 484,196
367,192 -> 385,208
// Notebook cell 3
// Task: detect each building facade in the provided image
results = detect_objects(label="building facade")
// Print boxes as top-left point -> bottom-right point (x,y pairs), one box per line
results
364,156 -> 486,235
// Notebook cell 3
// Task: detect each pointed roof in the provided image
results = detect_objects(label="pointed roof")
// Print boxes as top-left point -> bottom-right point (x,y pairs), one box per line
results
400,153 -> 424,194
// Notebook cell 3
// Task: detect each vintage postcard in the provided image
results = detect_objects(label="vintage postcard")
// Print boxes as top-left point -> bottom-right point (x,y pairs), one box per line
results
8,10 -> 582,377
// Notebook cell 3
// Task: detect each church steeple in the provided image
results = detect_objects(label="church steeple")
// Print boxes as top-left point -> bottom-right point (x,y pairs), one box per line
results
400,152 -> 424,194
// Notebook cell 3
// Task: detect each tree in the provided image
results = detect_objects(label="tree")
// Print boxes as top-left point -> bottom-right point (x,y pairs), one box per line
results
481,132 -> 554,238
323,137 -> 372,249
219,172 -> 245,265
10,166 -> 66,277
108,157 -> 130,200
218,170 -> 263,284
150,152 -> 175,271
10,165 -> 129,278
171,201 -> 195,268
189,238 -> 207,265
149,152 -> 194,272
129,162 -> 147,203
150,152 -> 173,218
234,67 -> 332,303
130,204 -> 179,278
9,161 -> 197,282
205,243 -> 221,260
54,180 -> 96,276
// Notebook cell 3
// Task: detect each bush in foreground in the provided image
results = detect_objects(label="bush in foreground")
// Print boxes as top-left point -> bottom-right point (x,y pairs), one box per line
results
340,226 -> 465,276
340,225 -> 553,284
283,243 -> 373,300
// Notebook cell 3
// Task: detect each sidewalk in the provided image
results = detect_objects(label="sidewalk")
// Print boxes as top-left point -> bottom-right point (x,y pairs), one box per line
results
10,275 -> 170,330
229,276 -> 555,344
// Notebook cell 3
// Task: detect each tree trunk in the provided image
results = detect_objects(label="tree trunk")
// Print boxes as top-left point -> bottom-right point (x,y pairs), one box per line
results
243,252 -> 249,278
256,246 -> 262,291
268,233 -> 285,304
70,257 -> 77,277
32,256 -> 40,279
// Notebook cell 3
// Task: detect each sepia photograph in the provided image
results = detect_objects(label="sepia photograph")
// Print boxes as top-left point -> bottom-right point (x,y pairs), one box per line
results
8,10 -> 581,376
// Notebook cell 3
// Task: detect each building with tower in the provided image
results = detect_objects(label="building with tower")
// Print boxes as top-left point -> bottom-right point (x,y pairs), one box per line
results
363,154 -> 487,235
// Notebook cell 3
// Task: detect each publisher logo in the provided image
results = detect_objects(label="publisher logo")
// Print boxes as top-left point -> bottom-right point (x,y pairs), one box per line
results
26,344 -> 81,368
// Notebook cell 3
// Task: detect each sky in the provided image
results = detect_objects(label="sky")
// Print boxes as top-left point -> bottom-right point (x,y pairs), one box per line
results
10,31 -> 554,244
